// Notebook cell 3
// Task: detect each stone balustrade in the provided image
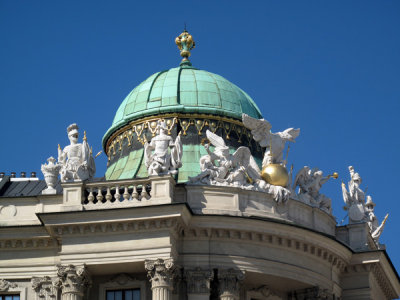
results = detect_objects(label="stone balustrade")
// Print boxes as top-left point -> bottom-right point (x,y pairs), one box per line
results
59,175 -> 176,211
85,178 -> 152,206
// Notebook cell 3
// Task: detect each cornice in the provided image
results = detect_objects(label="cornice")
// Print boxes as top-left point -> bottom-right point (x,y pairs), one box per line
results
0,237 -> 58,250
183,226 -> 347,272
344,262 -> 398,299
50,217 -> 185,238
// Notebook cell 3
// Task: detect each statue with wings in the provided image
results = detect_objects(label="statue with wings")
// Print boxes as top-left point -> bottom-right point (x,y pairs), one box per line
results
189,130 -> 290,202
189,130 -> 259,186
242,114 -> 300,167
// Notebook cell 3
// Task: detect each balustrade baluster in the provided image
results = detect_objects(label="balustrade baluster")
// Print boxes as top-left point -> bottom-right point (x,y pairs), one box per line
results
105,187 -> 112,202
115,185 -> 121,202
88,188 -> 94,204
142,185 -> 150,200
123,186 -> 130,201
96,187 -> 104,202
132,185 -> 139,201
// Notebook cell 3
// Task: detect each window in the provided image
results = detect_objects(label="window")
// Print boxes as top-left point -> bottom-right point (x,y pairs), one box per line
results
0,296 -> 20,300
106,288 -> 140,300
99,274 -> 145,300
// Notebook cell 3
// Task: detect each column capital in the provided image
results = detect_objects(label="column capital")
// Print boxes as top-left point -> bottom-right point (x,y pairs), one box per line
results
185,267 -> 213,294
56,264 -> 91,296
145,258 -> 176,290
218,269 -> 244,300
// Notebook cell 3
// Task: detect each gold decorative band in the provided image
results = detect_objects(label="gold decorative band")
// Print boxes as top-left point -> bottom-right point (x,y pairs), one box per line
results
105,113 -> 260,160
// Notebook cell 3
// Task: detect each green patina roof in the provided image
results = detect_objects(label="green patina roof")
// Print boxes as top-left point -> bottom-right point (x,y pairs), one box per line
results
103,65 -> 262,148
103,63 -> 264,182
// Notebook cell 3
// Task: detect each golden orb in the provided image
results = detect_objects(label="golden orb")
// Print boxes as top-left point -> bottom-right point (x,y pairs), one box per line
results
261,164 -> 289,187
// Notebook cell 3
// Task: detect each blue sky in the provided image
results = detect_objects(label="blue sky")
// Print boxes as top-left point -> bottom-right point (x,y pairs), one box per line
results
1,0 -> 400,274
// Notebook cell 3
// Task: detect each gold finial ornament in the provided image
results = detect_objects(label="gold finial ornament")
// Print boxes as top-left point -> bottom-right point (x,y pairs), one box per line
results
175,30 -> 195,64
83,131 -> 87,142
329,172 -> 339,179
261,164 -> 289,187
58,144 -> 61,151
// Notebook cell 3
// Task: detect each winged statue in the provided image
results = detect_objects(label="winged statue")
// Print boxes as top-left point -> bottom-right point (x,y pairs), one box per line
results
189,130 -> 258,185
189,130 -> 290,202
242,114 -> 300,166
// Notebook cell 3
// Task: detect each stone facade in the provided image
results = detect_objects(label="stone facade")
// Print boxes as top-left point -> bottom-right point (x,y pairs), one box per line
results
0,175 -> 399,299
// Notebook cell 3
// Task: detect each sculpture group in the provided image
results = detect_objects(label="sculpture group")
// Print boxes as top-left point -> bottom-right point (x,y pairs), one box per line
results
41,124 -> 96,194
41,115 -> 388,244
144,121 -> 182,176
241,113 -> 300,166
341,166 -> 388,244
188,129 -> 290,202
292,167 -> 336,213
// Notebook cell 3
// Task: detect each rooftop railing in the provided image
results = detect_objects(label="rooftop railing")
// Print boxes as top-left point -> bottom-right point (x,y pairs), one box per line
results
84,178 -> 152,207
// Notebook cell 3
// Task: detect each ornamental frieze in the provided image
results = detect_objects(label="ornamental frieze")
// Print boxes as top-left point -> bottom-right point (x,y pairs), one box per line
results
105,114 -> 261,161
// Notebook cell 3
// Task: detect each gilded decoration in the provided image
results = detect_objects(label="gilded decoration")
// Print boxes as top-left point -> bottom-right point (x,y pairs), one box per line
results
175,30 -> 195,62
105,114 -> 260,161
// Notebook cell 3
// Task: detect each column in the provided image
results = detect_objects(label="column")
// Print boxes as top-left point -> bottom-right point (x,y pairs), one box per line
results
57,264 -> 91,300
185,268 -> 213,300
145,258 -> 176,300
218,269 -> 244,300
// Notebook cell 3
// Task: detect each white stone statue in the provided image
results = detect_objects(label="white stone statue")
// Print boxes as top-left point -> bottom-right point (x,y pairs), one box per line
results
144,121 -> 182,176
342,166 -> 367,223
365,196 -> 388,244
189,130 -> 290,203
242,114 -> 300,166
58,124 -> 96,182
293,166 -> 336,213
41,157 -> 61,194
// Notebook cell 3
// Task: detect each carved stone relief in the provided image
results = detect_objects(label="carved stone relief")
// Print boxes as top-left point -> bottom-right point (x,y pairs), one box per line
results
31,276 -> 58,299
0,279 -> 17,291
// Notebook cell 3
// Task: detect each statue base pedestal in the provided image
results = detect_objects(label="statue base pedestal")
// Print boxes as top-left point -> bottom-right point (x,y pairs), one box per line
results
42,188 -> 57,195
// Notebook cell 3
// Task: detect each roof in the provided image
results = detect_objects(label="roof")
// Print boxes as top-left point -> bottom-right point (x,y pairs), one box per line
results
0,176 -> 58,197
0,176 -> 105,198
102,65 -> 262,149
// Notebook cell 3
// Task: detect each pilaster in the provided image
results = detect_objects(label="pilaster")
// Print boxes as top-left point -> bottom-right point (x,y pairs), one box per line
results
185,267 -> 213,300
218,269 -> 244,300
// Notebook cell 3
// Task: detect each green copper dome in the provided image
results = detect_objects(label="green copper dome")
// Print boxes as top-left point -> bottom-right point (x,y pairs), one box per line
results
103,64 -> 264,182
103,65 -> 262,146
